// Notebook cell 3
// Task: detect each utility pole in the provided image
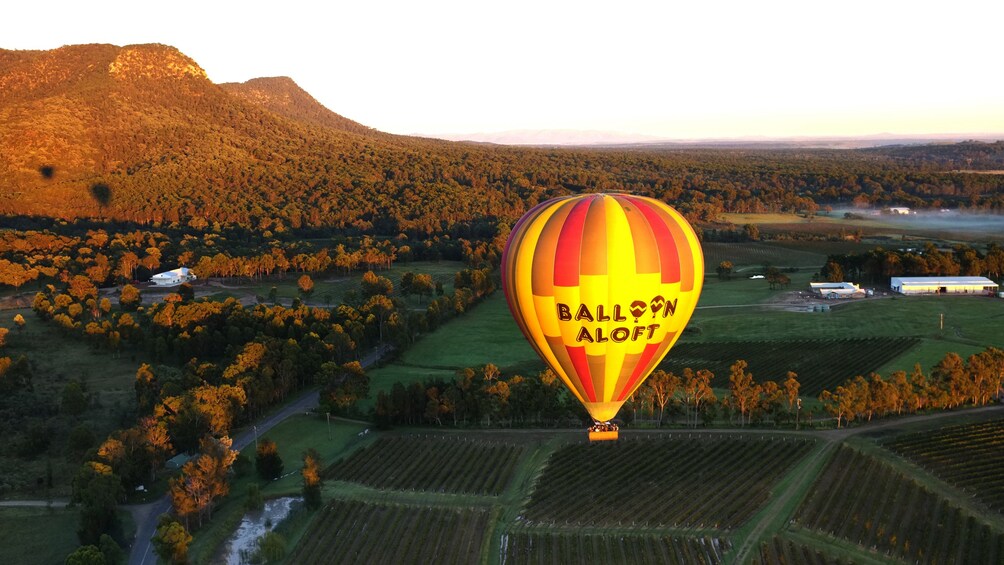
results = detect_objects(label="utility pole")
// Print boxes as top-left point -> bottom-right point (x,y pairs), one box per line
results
940,313 -> 944,331
326,412 -> 331,440
796,398 -> 802,430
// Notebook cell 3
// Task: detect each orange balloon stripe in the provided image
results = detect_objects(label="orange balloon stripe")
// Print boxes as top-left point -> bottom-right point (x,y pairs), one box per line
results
546,335 -> 588,402
618,196 -> 660,275
580,196 -> 608,276
615,339 -> 662,401
503,200 -> 552,336
566,344 -> 596,401
645,200 -> 700,293
553,198 -> 591,287
624,196 -> 680,284
530,200 -> 573,296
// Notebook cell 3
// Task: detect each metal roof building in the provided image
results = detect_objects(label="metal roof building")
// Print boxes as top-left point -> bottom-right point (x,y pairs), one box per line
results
890,276 -> 998,295
810,282 -> 865,299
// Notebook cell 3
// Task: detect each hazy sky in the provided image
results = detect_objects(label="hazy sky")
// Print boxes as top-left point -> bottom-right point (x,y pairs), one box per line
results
3,0 -> 1002,139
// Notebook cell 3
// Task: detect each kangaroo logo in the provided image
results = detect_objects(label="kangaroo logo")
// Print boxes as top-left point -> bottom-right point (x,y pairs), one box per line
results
629,300 -> 647,321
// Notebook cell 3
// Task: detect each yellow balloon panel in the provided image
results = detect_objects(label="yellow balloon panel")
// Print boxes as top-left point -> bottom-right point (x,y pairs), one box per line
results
502,194 -> 703,423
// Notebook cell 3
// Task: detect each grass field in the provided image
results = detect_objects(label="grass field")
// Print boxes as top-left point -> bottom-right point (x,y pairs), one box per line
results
0,307 -> 142,410
203,260 -> 466,307
0,506 -> 81,565
0,307 -> 145,498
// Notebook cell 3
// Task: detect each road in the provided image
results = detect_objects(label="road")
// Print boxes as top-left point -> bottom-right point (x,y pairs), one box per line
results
127,344 -> 390,565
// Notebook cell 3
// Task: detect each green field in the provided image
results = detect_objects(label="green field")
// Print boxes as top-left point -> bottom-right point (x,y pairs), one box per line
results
0,307 -> 142,410
0,507 -> 82,565
0,307 -> 144,497
203,260 -> 466,307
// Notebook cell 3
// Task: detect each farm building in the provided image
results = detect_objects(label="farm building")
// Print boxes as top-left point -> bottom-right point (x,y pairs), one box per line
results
890,276 -> 998,296
885,207 -> 912,215
810,282 -> 865,299
150,267 -> 197,287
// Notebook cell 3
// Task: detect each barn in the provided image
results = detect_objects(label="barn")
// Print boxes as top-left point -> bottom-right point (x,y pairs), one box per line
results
810,282 -> 865,299
150,267 -> 197,287
890,276 -> 998,296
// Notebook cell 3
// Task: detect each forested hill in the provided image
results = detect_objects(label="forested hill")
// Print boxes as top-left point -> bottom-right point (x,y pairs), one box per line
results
1,43 -> 1002,236
219,76 -> 375,135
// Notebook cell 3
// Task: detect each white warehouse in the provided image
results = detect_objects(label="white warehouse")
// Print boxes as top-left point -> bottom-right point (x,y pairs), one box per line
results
810,282 -> 865,299
890,276 -> 998,296
150,267 -> 197,287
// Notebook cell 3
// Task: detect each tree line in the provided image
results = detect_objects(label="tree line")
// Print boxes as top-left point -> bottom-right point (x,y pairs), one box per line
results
818,348 -> 1004,427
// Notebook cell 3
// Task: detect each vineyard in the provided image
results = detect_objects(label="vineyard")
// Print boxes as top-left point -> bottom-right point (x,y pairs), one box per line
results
324,435 -> 526,495
659,337 -> 920,396
499,531 -> 730,565
701,242 -> 826,268
753,536 -> 850,565
794,446 -> 1004,564
522,435 -> 815,529
287,500 -> 490,565
884,419 -> 1004,514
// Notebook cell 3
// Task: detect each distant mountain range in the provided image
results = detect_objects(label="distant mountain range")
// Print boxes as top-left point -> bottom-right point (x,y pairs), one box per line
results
434,130 -> 1004,148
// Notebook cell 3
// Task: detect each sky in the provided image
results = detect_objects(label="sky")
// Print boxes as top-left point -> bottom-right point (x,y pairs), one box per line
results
3,0 -> 1002,140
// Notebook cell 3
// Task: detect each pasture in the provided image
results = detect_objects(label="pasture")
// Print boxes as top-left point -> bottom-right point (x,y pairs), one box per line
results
202,260 -> 466,307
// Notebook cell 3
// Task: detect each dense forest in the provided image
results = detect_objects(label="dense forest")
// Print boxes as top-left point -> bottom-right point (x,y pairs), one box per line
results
3,43 -> 1004,239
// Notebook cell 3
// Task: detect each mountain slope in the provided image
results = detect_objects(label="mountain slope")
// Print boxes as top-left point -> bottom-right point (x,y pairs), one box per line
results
1,43 -> 1002,233
221,76 -> 374,135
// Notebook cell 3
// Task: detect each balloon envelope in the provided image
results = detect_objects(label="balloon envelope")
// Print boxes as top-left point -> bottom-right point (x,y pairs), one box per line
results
502,194 -> 703,423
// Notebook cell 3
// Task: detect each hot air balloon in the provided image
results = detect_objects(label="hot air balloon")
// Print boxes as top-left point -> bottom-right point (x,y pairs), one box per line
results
502,194 -> 703,440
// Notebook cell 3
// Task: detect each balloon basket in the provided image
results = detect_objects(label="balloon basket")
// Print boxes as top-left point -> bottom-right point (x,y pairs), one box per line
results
588,430 -> 619,442
588,422 -> 619,442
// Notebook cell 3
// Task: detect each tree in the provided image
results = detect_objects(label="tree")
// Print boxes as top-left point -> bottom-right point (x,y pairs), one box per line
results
318,361 -> 369,414
256,438 -> 283,481
169,436 -> 237,528
728,360 -> 759,426
297,274 -> 314,298
743,223 -> 760,241
644,370 -> 680,426
821,260 -> 844,283
302,448 -> 323,510
98,534 -> 124,565
62,380 -> 89,416
716,261 -> 733,281
13,313 -> 25,331
65,545 -> 106,565
75,465 -> 124,545
783,371 -> 800,413
0,327 -> 7,348
360,271 -> 393,297
152,514 -> 192,565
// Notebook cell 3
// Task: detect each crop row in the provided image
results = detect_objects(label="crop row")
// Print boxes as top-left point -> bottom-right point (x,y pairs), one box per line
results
324,435 -> 526,495
523,435 -> 815,530
794,446 -> 1004,563
288,499 -> 489,565
702,242 -> 826,268
753,536 -> 850,565
660,337 -> 919,396
500,531 -> 730,565
884,419 -> 1004,514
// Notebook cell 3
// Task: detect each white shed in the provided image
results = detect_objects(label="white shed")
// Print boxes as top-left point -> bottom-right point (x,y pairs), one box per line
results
810,282 -> 865,299
890,276 -> 998,296
150,267 -> 197,287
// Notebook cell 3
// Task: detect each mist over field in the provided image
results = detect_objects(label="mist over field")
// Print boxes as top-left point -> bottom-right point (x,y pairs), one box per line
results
838,208 -> 1004,235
